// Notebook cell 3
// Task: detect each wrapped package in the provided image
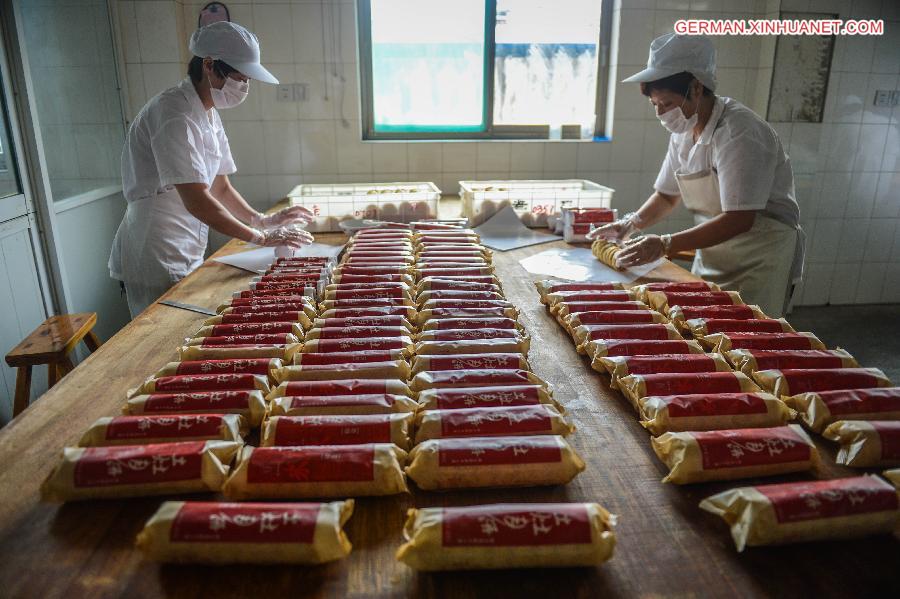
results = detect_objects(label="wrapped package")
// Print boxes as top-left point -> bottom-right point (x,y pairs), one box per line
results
222,444 -> 408,499
725,349 -> 858,376
753,367 -> 891,398
784,387 -> 900,433
270,393 -> 419,417
409,369 -> 548,393
137,500 -> 353,564
420,299 -> 515,312
324,281 -> 411,290
587,338 -> 705,361
417,276 -> 499,292
178,343 -> 302,362
331,274 -> 414,285
415,280 -> 499,293
534,280 -> 623,304
416,328 -> 527,344
40,440 -> 240,502
319,298 -> 415,311
651,425 -> 818,484
411,353 -> 530,375
598,353 -> 732,389
193,322 -> 305,339
129,373 -> 270,398
417,385 -> 560,412
396,503 -> 616,571
414,405 -> 572,443
123,391 -> 267,427
699,475 -> 900,551
293,350 -> 406,365
823,420 -> 900,468
417,307 -> 519,324
300,336 -> 415,356
546,290 -> 635,309
267,379 -> 414,399
563,310 -> 665,331
632,281 -> 720,303
619,371 -> 760,409
415,338 -> 530,356
274,360 -> 411,382
319,307 -> 418,320
323,288 -> 412,301
554,301 -> 647,319
702,331 -> 826,353
219,302 -> 313,316
684,318 -> 794,336
668,304 -> 767,327
406,435 -> 584,490
574,323 -> 682,354
647,290 -> 744,313
417,290 -> 503,304
154,358 -> 282,379
185,333 -> 301,347
262,414 -> 413,450
79,414 -> 245,446
205,311 -> 313,329
638,392 -> 794,436
311,316 -> 414,331
420,317 -> 520,332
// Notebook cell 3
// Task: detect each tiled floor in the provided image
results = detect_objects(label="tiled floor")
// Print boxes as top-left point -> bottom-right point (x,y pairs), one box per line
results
788,305 -> 900,382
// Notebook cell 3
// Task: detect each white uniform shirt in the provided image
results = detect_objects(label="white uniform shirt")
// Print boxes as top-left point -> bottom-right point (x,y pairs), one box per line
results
121,77 -> 236,202
654,96 -> 799,227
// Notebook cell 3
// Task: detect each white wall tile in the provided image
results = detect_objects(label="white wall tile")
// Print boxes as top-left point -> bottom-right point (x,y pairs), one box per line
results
576,142 -> 611,174
817,171 -> 851,219
855,262 -> 888,304
295,63 -> 335,120
872,171 -> 900,219
798,262 -> 834,306
442,143 -> 478,173
223,120 -> 267,175
252,4 -> 295,64
823,124 -> 861,172
808,218 -> 842,263
141,62 -> 183,98
862,73 -> 897,124
293,3 -> 325,63
119,2 -> 142,64
853,124 -> 888,172
408,143 -> 442,172
263,120 -> 303,175
830,71 -> 867,123
299,120 -> 337,174
372,143 -> 408,174
335,121 -> 372,175
123,63 -> 147,121
258,64 -> 300,120
836,218 -> 870,263
871,23 -> 900,74
609,120 -> 644,171
543,143 -> 577,172
881,123 -> 900,172
641,120 -> 669,172
230,174 -> 271,209
882,262 -> 900,303
476,143 -> 511,172
509,143 -> 545,175
863,218 -> 898,263
616,10 -> 656,67
845,170 -> 878,218
134,1 -> 181,63
829,262 -> 862,304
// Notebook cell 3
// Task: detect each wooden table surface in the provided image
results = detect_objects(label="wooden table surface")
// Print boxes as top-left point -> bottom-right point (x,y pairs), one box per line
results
0,230 -> 897,599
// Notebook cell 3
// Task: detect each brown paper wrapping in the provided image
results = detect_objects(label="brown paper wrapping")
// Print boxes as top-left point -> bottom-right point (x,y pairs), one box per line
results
130,374 -> 271,398
668,303 -> 766,327
534,279 -> 624,303
178,344 -> 303,362
823,420 -> 900,468
261,414 -> 414,451
216,301 -> 317,319
319,307 -> 418,321
408,369 -> 548,393
413,405 -> 572,444
311,316 -> 415,332
587,338 -> 705,363
752,367 -> 891,398
410,353 -> 530,375
638,392 -> 794,436
701,331 -> 825,353
574,323 -> 682,354
415,338 -> 530,356
300,337 -> 415,357
396,503 -> 616,570
647,290 -> 744,313
273,360 -> 411,383
154,358 -> 283,380
123,391 -> 268,428
632,281 -> 720,303
137,500 -> 354,564
784,388 -> 900,433
193,323 -> 306,339
684,317 -> 794,337
416,385 -> 560,412
416,307 -> 519,325
598,353 -> 732,390
79,414 -> 245,446
725,348 -> 859,376
619,371 -> 761,409
270,394 -> 419,417
267,379 -> 414,401
185,333 -> 301,347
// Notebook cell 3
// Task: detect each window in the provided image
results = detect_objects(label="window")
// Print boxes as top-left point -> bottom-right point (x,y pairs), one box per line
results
358,0 -> 612,141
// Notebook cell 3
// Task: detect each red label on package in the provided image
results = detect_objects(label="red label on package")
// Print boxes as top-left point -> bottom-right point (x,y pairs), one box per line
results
664,393 -> 767,418
153,374 -> 258,392
311,338 -> 407,352
329,308 -> 411,318
432,329 -> 518,341
334,289 -> 405,300
247,445 -> 375,483
283,380 -> 390,396
749,350 -> 844,371
315,326 -> 407,339
576,310 -> 654,324
586,324 -> 671,341
274,415 -> 392,445
644,281 -> 713,292
438,436 -> 562,467
758,476 -> 899,524
703,319 -> 785,333
425,370 -> 533,387
602,340 -> 693,357
175,359 -> 271,375
553,291 -> 631,302
211,323 -> 293,336
73,441 -> 205,487
692,427 -> 809,470
663,292 -> 734,306
220,313 -> 301,324
821,388 -> 900,416
442,504 -> 592,547
561,301 -> 642,313
298,351 -> 397,365
679,305 -> 755,320
622,354 -> 716,375
642,372 -> 742,396
440,406 -> 552,437
431,386 -> 542,409
201,335 -> 290,346
548,283 -> 619,293
288,394 -> 397,409
726,333 -> 816,350
316,316 -> 406,328
432,318 -> 514,330
780,369 -> 880,394
171,502 -> 320,544
871,421 -> 900,459
229,304 -> 308,315
105,414 -> 225,440
142,391 -> 252,413
427,355 -> 521,371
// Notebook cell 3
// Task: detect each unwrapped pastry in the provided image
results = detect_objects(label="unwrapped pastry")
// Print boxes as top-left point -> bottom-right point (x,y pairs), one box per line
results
823,420 -> 900,468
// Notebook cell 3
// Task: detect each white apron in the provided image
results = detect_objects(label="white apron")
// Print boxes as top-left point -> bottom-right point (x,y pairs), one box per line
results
675,159 -> 805,318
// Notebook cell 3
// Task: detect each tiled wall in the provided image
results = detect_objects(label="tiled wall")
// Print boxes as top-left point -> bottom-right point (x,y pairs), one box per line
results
117,0 -> 899,306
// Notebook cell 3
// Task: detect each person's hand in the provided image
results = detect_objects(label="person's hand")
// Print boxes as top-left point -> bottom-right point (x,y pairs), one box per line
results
250,225 -> 314,248
586,212 -> 643,242
615,234 -> 666,269
253,205 -> 314,229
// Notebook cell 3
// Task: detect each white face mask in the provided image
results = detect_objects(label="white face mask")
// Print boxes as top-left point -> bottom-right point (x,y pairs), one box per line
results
210,75 -> 249,109
658,94 -> 698,134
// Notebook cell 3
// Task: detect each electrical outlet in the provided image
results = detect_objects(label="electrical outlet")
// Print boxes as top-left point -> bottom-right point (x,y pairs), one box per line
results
874,89 -> 892,107
276,84 -> 293,102
293,83 -> 308,102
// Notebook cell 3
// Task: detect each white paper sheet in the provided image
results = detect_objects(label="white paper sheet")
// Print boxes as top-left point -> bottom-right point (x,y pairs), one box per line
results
518,247 -> 664,283
474,206 -> 562,251
213,243 -> 344,274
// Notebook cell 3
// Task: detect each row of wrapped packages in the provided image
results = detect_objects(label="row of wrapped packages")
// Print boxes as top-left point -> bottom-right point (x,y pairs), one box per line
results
537,277 -> 900,551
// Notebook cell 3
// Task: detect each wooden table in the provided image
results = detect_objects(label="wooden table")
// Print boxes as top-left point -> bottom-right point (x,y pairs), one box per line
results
0,233 -> 896,599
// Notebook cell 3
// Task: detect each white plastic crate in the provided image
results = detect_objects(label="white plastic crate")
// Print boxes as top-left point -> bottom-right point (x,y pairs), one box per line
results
287,182 -> 441,232
459,179 -> 614,228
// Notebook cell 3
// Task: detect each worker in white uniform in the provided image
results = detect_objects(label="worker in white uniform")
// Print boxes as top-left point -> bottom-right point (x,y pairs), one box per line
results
590,34 -> 804,317
109,21 -> 314,318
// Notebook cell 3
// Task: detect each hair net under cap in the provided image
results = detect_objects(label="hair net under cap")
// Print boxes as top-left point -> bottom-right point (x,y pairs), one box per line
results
622,33 -> 717,92
189,21 -> 279,84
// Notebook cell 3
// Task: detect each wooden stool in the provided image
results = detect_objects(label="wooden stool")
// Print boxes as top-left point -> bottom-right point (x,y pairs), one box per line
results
5,313 -> 102,418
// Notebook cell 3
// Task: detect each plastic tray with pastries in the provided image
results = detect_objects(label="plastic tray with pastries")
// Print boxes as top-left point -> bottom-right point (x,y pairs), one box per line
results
783,387 -> 900,433
410,353 -> 530,375
396,502 -> 616,571
261,413 -> 414,451
699,474 -> 900,551
534,279 -> 624,304
415,338 -> 530,356
647,290 -> 745,313
129,373 -> 271,398
305,325 -> 412,340
591,238 -> 624,269
40,440 -> 241,502
267,379 -> 414,401
651,424 -> 819,484
192,322 -> 306,340
154,358 -> 283,379
752,367 -> 891,399
638,392 -> 795,436
79,414 -> 246,447
823,420 -> 900,468
222,443 -> 408,500
274,360 -> 412,383
416,307 -> 519,326
319,306 -> 418,321
419,317 -> 522,333
301,336 -> 415,356
416,384 -> 561,412
293,349 -> 408,366
416,290 -> 504,304
683,317 -> 795,337
270,393 -> 419,417
123,390 -> 268,428
319,298 -> 416,311
331,273 -> 415,286
413,405 -> 572,445
137,499 -> 353,565
598,352 -> 732,390
546,289 -> 636,311
587,338 -> 706,363
178,343 -> 303,362
725,348 -> 859,376
573,323 -> 683,354
206,310 -> 314,329
667,303 -> 767,327
310,315 -> 415,332
630,280 -> 721,303
618,371 -> 761,411
701,331 -> 826,353
416,275 -> 500,292
405,435 -> 585,490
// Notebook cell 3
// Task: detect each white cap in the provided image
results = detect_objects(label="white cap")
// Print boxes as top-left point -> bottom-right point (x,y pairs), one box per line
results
622,33 -> 717,92
189,21 -> 278,84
